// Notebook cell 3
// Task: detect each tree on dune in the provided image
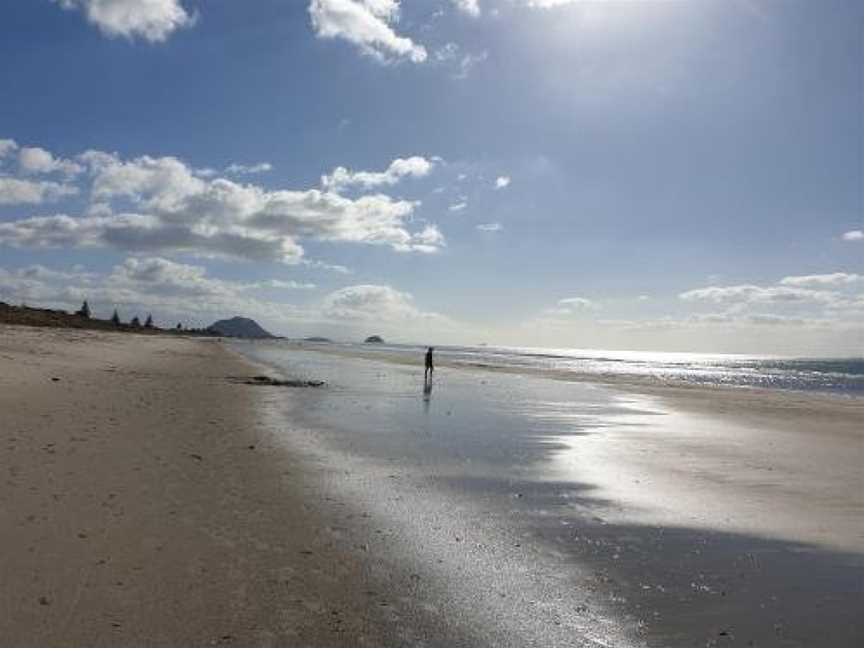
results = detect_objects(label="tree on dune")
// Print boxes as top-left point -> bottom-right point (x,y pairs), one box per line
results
111,309 -> 121,326
145,314 -> 154,329
77,300 -> 91,319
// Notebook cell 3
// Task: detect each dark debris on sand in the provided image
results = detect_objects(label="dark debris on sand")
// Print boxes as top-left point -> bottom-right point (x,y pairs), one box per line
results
228,375 -> 326,388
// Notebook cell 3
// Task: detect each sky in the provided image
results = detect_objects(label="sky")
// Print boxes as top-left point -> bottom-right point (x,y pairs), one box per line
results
0,0 -> 862,355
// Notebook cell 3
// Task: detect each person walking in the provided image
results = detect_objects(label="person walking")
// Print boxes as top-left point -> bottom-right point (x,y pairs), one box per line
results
424,346 -> 435,382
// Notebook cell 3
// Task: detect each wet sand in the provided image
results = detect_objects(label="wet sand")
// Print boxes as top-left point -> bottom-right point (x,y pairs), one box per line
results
0,326 -> 483,647
237,341 -> 864,648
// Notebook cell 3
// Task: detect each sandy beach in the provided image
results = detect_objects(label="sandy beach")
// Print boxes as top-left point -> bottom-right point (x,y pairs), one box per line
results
0,326 -> 481,647
2,328 -> 862,647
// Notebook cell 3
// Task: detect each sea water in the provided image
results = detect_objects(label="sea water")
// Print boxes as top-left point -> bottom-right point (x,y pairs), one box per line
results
292,341 -> 864,395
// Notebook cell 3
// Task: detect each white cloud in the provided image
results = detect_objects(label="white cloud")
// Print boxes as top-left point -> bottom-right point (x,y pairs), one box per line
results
225,162 -> 273,176
495,176 -> 511,189
610,313 -> 854,331
0,256 -> 314,327
260,279 -> 317,290
534,296 -> 600,323
408,224 -> 445,253
303,259 -> 353,274
308,0 -> 427,63
0,258 -> 460,338
476,222 -> 502,231
0,179 -> 79,205
548,296 -> 598,314
842,230 -> 863,241
451,0 -> 480,17
679,284 -> 838,306
0,214 -> 126,248
0,147 -> 444,261
780,273 -> 862,288
322,156 -> 434,191
54,0 -> 195,42
0,139 -> 18,159
18,146 -> 84,177
0,265 -> 89,304
84,153 -> 207,212
449,201 -> 467,212
321,284 -> 446,323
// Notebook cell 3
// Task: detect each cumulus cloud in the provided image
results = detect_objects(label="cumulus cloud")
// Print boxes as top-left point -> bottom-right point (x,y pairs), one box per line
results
0,257 -> 314,327
308,0 -> 427,63
322,156 -> 434,192
678,276 -> 864,322
495,176 -> 511,189
842,230 -> 863,241
0,139 -> 18,159
0,265 -> 86,304
0,145 -> 444,262
18,147 -> 83,177
780,273 -> 862,288
0,179 -> 79,205
321,284 -> 446,323
476,222 -> 502,231
449,201 -> 467,212
0,257 -> 460,339
53,0 -> 195,42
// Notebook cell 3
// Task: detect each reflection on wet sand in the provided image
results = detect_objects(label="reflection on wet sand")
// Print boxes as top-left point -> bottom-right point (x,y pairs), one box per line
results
234,341 -> 864,648
423,378 -> 433,415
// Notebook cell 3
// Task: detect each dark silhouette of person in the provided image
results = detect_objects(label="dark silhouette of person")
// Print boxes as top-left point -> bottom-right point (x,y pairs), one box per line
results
424,346 -> 435,382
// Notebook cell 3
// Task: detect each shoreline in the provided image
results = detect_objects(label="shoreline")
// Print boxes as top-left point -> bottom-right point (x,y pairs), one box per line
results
263,340 -> 864,402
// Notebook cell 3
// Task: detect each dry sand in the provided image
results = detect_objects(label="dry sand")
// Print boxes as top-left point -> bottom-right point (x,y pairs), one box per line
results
0,326 -> 460,647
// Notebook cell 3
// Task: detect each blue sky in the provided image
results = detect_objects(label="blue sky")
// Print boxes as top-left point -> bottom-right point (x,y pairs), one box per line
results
0,0 -> 862,354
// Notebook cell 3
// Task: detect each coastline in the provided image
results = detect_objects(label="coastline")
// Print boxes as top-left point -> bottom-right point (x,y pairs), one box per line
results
273,340 -> 864,402
0,325 -> 477,647
4,326 -> 861,647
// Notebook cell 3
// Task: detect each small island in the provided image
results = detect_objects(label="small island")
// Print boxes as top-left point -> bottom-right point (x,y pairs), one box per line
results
364,335 -> 385,344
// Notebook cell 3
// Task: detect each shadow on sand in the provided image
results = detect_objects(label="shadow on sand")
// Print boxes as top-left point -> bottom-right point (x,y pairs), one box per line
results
438,474 -> 864,648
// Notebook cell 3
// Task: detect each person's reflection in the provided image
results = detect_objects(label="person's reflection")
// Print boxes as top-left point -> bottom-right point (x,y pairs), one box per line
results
422,377 -> 433,414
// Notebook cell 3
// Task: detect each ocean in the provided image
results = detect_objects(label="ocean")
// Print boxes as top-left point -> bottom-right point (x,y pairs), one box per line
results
290,341 -> 864,396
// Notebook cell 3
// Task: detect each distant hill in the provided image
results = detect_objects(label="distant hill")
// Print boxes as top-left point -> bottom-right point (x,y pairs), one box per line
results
304,336 -> 333,343
364,335 -> 385,344
208,317 -> 275,339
